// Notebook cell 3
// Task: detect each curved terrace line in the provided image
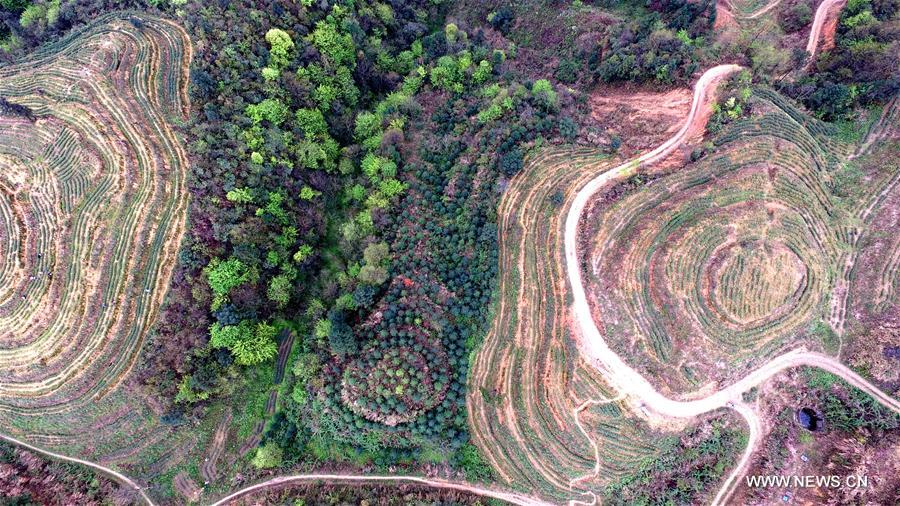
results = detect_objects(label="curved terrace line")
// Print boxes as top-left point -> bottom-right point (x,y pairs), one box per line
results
563,63 -> 899,505
0,2 -> 885,506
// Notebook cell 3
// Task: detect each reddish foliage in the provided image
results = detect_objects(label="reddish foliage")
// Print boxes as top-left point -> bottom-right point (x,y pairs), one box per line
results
0,445 -> 126,505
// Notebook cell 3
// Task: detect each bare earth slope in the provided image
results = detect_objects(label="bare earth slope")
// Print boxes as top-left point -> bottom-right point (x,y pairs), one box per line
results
565,67 -> 900,505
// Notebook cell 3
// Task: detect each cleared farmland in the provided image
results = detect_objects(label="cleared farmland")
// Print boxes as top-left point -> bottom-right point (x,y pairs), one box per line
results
467,82 -> 898,503
0,12 -> 194,486
467,148 -> 666,502
580,89 -> 899,395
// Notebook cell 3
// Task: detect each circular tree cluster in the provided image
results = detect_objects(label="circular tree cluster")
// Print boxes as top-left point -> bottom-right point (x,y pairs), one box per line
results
317,277 -> 472,449
341,330 -> 451,426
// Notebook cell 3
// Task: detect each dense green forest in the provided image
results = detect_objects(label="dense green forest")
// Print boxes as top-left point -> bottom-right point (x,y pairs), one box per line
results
3,0 -> 896,481
780,0 -> 899,119
124,0 -> 727,472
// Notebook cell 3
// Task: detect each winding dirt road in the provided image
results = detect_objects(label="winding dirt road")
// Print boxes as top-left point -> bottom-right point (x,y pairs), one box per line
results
207,50 -> 893,506
564,64 -> 900,505
0,429 -> 549,506
719,0 -> 784,19
807,0 -> 848,58
207,474 -> 554,506
0,432 -> 155,505
0,2 -> 883,506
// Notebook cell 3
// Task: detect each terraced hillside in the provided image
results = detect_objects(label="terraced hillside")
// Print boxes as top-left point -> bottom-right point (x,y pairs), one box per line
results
0,12 -> 193,489
840,100 -> 900,391
580,89 -> 899,396
468,148 -> 685,502
468,76 -> 898,503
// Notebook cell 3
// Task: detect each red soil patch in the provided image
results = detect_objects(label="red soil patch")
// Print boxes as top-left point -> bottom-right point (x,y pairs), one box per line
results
818,1 -> 843,53
714,2 -> 740,34
588,86 -> 692,157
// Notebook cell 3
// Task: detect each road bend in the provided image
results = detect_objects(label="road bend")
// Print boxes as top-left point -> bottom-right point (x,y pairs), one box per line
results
563,64 -> 899,506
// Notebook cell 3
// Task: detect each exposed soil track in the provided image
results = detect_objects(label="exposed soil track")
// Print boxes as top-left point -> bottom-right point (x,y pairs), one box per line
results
719,0 -> 784,19
201,409 -> 232,485
187,3 -> 888,504
0,432 -> 152,505
565,64 -> 900,505
174,471 -> 202,503
209,474 -> 554,506
806,0 -> 847,59
0,2 -> 890,506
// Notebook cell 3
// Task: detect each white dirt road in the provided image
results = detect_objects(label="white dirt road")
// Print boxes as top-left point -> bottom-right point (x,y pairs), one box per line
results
807,0 -> 848,57
0,429 -> 552,506
207,474 -> 555,506
564,63 -> 899,505
720,0 -> 784,19
0,432 -> 155,505
0,3 -> 878,506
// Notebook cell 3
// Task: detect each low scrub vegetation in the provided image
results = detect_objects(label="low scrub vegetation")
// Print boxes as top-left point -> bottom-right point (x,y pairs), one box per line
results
781,0 -> 898,120
603,419 -> 746,505
2,0 -> 897,503
0,441 -> 121,505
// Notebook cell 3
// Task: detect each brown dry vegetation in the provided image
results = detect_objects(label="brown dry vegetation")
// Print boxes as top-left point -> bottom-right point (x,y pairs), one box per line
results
468,147 -> 654,502
466,74 -> 751,501
0,440 -> 127,505
174,471 -> 202,503
465,141 -> 751,503
588,86 -> 692,157
713,0 -> 827,76
840,123 -> 900,395
576,89 -> 899,397
731,368 -> 900,505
